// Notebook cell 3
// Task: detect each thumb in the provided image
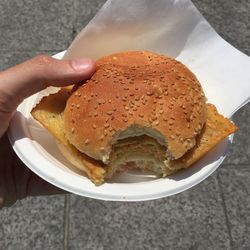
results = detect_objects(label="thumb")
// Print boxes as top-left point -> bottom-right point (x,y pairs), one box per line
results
0,54 -> 96,111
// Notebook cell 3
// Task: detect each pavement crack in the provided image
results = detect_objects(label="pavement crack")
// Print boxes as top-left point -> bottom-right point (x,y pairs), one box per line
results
63,194 -> 70,250
217,172 -> 234,250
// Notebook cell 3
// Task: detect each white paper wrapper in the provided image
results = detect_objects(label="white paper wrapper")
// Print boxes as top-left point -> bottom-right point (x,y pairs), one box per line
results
64,0 -> 250,118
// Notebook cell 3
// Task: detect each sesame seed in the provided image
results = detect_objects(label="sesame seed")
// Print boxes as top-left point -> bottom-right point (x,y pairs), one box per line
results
71,128 -> 75,133
85,139 -> 89,145
104,123 -> 110,128
146,91 -> 153,96
93,124 -> 97,129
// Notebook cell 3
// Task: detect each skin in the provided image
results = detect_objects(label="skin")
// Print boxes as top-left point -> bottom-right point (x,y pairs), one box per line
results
0,55 -> 96,208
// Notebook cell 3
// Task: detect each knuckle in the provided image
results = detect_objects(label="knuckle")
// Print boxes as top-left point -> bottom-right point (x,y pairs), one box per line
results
30,55 -> 56,85
33,54 -> 54,66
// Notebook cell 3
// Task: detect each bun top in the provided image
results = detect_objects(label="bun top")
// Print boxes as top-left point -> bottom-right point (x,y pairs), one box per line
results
64,51 -> 207,162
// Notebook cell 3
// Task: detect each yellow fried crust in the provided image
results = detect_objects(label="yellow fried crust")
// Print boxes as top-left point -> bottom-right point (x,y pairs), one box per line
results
31,87 -> 106,185
169,103 -> 238,169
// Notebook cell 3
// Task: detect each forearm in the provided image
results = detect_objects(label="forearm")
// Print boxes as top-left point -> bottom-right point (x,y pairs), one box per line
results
0,134 -> 24,208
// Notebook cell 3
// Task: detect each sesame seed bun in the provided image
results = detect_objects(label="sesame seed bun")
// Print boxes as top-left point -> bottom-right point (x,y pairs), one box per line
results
64,51 -> 207,163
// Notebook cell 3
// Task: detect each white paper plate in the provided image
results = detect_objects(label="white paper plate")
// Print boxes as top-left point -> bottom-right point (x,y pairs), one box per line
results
7,51 -> 234,201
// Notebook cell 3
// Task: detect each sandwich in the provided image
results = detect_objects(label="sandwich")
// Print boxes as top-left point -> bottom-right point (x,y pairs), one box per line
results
31,51 -> 238,185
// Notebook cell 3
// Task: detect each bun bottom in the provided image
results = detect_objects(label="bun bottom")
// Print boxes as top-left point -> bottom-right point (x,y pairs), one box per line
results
57,141 -> 106,185
57,136 -> 177,183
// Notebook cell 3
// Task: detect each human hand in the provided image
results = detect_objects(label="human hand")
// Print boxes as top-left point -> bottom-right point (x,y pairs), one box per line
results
0,55 -> 95,208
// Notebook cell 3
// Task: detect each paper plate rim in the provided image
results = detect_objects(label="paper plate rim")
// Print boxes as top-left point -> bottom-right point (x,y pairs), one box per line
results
8,51 -> 233,201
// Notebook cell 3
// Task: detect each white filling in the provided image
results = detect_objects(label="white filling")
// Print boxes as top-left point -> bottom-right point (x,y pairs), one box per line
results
101,125 -> 168,164
112,125 -> 167,146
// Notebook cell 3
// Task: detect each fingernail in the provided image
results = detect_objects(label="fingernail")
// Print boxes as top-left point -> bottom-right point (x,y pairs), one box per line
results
71,58 -> 95,72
